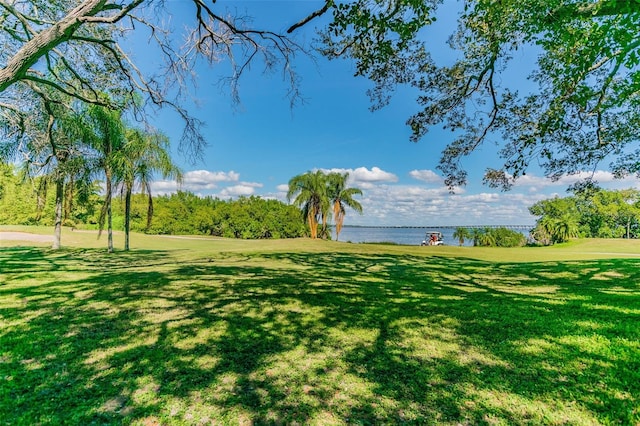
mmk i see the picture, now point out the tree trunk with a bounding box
[627,219,631,239]
[64,177,74,223]
[106,174,114,253]
[333,202,340,241]
[146,193,154,231]
[124,184,131,251]
[52,178,64,250]
[107,201,113,253]
[321,212,328,240]
[307,212,317,239]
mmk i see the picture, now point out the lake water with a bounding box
[337,226,533,246]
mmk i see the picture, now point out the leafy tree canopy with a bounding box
[321,0,640,189]
[529,188,640,242]
[2,0,640,190]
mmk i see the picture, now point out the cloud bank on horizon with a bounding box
[150,166,640,227]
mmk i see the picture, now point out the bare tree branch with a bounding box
[287,1,332,34]
[0,0,321,165]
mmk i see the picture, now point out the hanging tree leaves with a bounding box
[2,0,640,190]
[318,0,640,189]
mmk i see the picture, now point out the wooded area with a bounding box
[529,187,640,243]
[0,162,306,240]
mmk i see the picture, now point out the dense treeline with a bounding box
[530,188,640,244]
[5,161,640,245]
[0,164,307,239]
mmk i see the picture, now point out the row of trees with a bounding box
[130,192,306,239]
[0,163,331,241]
[450,188,640,247]
[287,170,363,240]
[1,95,181,252]
[529,188,640,244]
[2,2,639,252]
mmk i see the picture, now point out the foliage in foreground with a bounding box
[0,244,638,425]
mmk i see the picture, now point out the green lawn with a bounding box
[1,229,639,425]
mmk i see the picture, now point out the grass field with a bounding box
[1,227,639,425]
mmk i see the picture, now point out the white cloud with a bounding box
[409,169,443,184]
[220,182,263,197]
[149,180,179,194]
[514,170,640,191]
[344,183,541,227]
[182,170,240,191]
[150,169,263,198]
[464,193,500,203]
[323,166,398,185]
[352,166,398,183]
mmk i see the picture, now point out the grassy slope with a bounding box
[1,228,639,425]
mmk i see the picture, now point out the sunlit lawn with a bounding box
[1,228,639,424]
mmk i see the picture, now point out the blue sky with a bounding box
[131,1,640,227]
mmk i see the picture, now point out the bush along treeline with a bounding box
[452,226,527,247]
[529,188,640,245]
[125,192,307,239]
[0,163,100,226]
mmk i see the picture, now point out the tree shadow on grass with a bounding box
[0,248,638,424]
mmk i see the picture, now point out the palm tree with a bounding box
[476,228,497,247]
[77,104,126,253]
[19,97,93,250]
[115,127,182,250]
[533,216,554,245]
[452,227,471,246]
[552,214,579,243]
[287,170,329,239]
[470,227,483,246]
[327,172,362,241]
[49,155,93,249]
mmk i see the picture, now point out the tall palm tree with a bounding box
[115,127,182,250]
[470,228,483,246]
[48,154,93,249]
[287,170,329,239]
[452,227,471,246]
[327,172,362,241]
[19,96,94,250]
[77,104,126,253]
